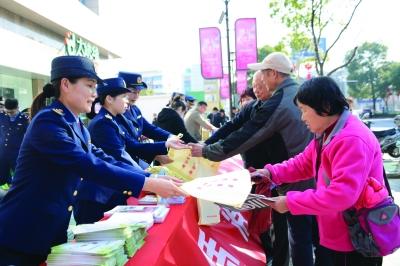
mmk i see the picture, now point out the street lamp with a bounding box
[219,0,233,117]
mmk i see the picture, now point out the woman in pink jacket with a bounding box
[251,76,384,266]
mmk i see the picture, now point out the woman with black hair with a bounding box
[75,77,188,224]
[155,96,198,143]
[0,56,186,264]
[251,76,384,266]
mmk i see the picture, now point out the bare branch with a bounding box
[327,46,358,76]
[311,0,322,74]
[324,0,363,62]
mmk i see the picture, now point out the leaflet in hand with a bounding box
[217,193,276,212]
[181,169,252,208]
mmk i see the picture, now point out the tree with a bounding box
[346,42,388,111]
[378,62,400,94]
[257,42,288,62]
[269,0,362,76]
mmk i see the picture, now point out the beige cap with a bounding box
[248,52,293,74]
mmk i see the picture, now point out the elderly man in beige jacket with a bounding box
[184,101,217,141]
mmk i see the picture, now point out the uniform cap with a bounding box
[118,71,148,90]
[96,77,130,96]
[51,55,102,83]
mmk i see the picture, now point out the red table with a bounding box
[125,196,266,266]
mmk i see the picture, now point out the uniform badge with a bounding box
[105,114,113,120]
[52,108,64,116]
[137,76,142,84]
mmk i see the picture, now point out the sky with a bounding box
[98,0,400,85]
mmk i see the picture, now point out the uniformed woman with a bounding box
[75,77,188,224]
[0,56,186,265]
[118,71,178,167]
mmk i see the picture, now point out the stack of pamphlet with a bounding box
[104,205,170,223]
[73,221,147,258]
[47,240,127,266]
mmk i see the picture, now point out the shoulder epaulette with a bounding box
[52,108,64,116]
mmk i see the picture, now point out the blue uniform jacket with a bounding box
[118,107,169,163]
[0,111,29,157]
[124,104,170,140]
[77,107,150,205]
[0,100,146,256]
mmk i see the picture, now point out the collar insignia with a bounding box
[52,108,64,116]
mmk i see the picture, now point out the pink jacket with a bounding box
[265,111,384,252]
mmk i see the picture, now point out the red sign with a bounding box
[236,70,247,95]
[235,18,258,70]
[199,27,223,79]
[220,74,230,99]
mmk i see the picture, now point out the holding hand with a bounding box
[165,138,190,149]
[188,143,205,157]
[249,168,272,184]
[159,175,184,186]
[143,177,187,198]
[154,155,173,165]
[266,196,289,214]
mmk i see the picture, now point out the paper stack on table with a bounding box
[104,205,170,223]
[181,169,252,208]
[73,221,147,258]
[47,240,127,266]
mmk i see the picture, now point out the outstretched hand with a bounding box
[188,143,204,157]
[166,138,190,149]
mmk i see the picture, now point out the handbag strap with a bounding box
[383,168,393,199]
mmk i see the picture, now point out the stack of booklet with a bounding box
[73,221,147,258]
[47,240,127,266]
[104,205,170,223]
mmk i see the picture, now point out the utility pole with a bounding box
[224,0,233,117]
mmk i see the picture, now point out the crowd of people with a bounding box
[0,52,390,266]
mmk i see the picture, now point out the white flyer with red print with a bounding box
[181,169,252,208]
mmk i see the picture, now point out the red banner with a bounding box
[235,18,258,70]
[220,74,230,99]
[236,70,247,95]
[126,156,267,265]
[199,27,223,79]
[126,197,266,266]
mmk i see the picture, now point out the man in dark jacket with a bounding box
[191,52,323,266]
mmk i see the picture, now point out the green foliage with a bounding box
[377,62,400,94]
[269,0,312,54]
[257,42,288,62]
[268,0,362,76]
[346,42,390,110]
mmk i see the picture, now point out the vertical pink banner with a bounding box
[199,27,223,79]
[235,18,258,70]
[236,70,247,95]
[220,74,230,99]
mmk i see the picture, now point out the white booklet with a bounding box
[104,205,170,223]
[181,169,252,208]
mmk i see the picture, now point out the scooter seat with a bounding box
[372,128,396,138]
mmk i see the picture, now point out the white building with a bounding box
[0,0,121,109]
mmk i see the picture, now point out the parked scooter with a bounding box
[369,115,400,158]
